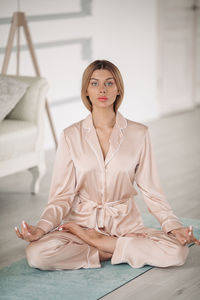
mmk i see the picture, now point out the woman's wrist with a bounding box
[36,227,46,236]
[169,227,183,234]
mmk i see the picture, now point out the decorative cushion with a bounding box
[6,76,48,123]
[0,75,29,122]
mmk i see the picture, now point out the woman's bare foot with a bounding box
[58,222,117,254]
[98,250,112,261]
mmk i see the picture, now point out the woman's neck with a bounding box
[91,109,116,130]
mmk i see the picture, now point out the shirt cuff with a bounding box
[36,219,55,234]
[161,219,184,234]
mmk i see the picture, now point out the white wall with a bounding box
[0,0,159,149]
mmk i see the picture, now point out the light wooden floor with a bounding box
[0,107,200,300]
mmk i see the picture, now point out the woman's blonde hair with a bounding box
[81,60,124,113]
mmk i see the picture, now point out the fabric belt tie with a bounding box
[77,193,132,228]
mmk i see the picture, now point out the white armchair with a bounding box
[0,74,49,194]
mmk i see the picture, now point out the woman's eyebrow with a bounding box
[90,77,114,81]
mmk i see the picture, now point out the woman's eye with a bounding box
[105,82,113,86]
[91,82,98,86]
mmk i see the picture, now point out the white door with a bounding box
[157,0,200,116]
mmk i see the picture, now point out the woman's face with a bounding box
[86,69,119,110]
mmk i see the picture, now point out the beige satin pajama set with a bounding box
[26,110,189,270]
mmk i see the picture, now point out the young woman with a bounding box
[15,60,200,270]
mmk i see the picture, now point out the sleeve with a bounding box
[36,130,76,234]
[135,127,183,234]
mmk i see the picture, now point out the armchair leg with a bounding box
[29,160,46,195]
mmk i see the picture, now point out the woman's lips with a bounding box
[98,97,108,102]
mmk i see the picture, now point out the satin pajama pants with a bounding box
[25,227,189,270]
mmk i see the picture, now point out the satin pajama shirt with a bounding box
[26,110,189,270]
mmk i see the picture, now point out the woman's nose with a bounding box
[99,83,106,93]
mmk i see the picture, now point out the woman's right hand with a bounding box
[15,221,45,242]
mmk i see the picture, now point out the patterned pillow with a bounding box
[0,75,29,122]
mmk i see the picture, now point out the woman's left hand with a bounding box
[169,225,200,246]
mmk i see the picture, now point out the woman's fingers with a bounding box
[188,226,200,245]
[188,225,194,243]
[15,221,42,242]
[171,226,200,246]
[171,230,189,246]
[58,222,75,232]
[15,226,23,239]
[21,221,26,236]
[58,225,63,231]
[25,222,35,234]
[22,220,28,233]
[179,226,200,245]
[188,225,192,236]
[22,221,34,241]
[15,221,31,241]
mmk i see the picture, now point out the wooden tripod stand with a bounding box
[1,12,58,148]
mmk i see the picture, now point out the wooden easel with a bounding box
[1,12,58,148]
